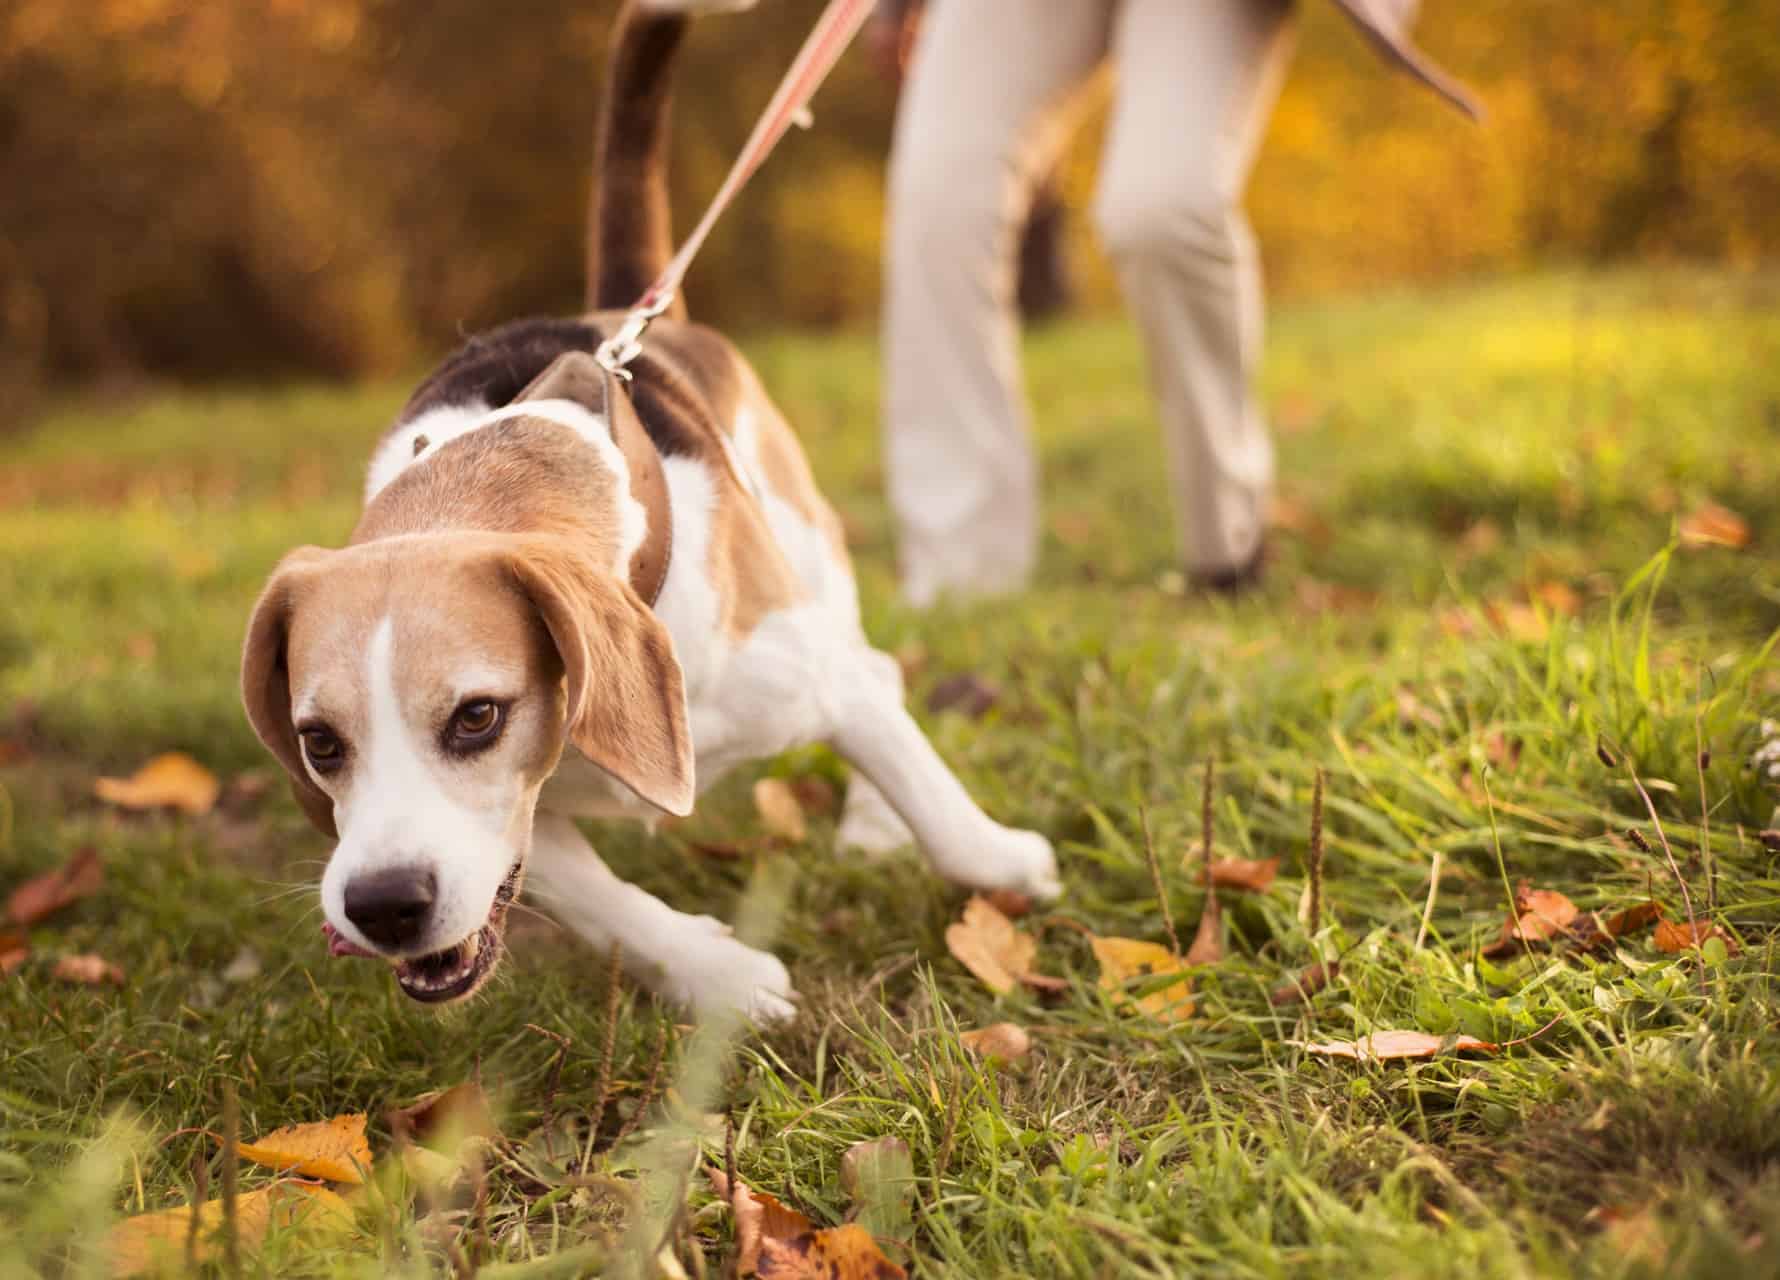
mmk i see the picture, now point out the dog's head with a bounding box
[241,531,692,1003]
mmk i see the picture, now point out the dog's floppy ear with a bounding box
[506,537,695,816]
[241,547,339,838]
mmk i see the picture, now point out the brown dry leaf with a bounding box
[0,930,27,975]
[1090,936,1194,1023]
[1653,917,1740,957]
[1269,960,1340,1007]
[1294,578,1380,617]
[758,1223,907,1279]
[53,952,124,985]
[752,779,807,842]
[1678,501,1750,550]
[982,888,1034,919]
[789,775,838,819]
[1185,892,1223,966]
[959,1022,1031,1062]
[1436,606,1479,639]
[709,1169,817,1278]
[1568,901,1664,951]
[105,1181,351,1276]
[1204,857,1279,894]
[926,673,1000,719]
[236,1113,372,1184]
[388,1082,497,1148]
[0,737,28,767]
[1300,1031,1498,1061]
[94,752,220,816]
[7,845,103,927]
[1482,881,1580,956]
[944,896,1059,995]
[1455,519,1502,563]
[1268,494,1330,542]
[1531,580,1581,616]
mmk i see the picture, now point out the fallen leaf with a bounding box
[1269,960,1340,1006]
[752,779,807,842]
[0,737,28,767]
[236,1113,372,1184]
[1653,917,1740,957]
[926,673,1000,719]
[1268,494,1329,542]
[944,896,1060,995]
[1568,901,1663,951]
[1090,937,1194,1023]
[94,752,220,816]
[1299,1031,1497,1061]
[1185,892,1223,966]
[709,1170,817,1278]
[1198,857,1279,893]
[958,1022,1031,1062]
[1678,501,1750,550]
[758,1223,906,1279]
[1531,580,1581,616]
[789,775,838,818]
[105,1181,351,1276]
[1485,600,1549,644]
[1455,519,1502,562]
[1436,606,1479,639]
[53,952,124,985]
[7,845,103,926]
[388,1082,498,1148]
[1589,1204,1667,1266]
[840,1137,915,1248]
[982,889,1034,919]
[1482,881,1579,956]
[1293,578,1380,617]
[0,930,27,975]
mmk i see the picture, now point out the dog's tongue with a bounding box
[322,922,377,959]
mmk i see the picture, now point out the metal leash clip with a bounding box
[594,288,677,380]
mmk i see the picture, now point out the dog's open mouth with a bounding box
[324,860,523,1005]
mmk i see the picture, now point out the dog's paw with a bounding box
[835,778,915,859]
[653,915,798,1026]
[969,826,1062,902]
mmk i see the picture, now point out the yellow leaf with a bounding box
[944,896,1059,995]
[106,1181,350,1276]
[752,778,807,842]
[94,753,219,816]
[236,1113,371,1184]
[1090,936,1194,1022]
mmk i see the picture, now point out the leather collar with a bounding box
[514,351,673,607]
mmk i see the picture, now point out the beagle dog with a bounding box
[240,0,1059,1022]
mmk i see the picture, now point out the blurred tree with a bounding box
[1,0,1776,398]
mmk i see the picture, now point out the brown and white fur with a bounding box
[240,0,1059,1023]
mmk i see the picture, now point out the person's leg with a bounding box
[883,0,1110,606]
[1092,0,1296,580]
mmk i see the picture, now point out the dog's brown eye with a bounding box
[447,700,504,751]
[299,727,345,774]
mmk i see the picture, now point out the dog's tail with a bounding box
[589,2,688,317]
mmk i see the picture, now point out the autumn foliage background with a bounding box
[2,0,1777,402]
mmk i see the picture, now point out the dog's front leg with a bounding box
[825,653,1061,900]
[525,813,797,1024]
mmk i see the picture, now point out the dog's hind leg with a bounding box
[525,813,796,1024]
[824,652,1061,900]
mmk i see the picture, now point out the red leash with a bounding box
[597,0,876,373]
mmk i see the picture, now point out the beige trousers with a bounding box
[883,0,1297,605]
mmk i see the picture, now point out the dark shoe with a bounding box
[1188,539,1268,597]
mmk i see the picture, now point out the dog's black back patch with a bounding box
[397,315,731,464]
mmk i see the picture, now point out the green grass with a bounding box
[2,267,1779,1277]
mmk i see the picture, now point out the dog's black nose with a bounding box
[343,867,436,950]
